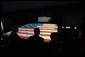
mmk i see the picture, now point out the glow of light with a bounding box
[1,38,3,40]
[62,26,64,28]
[74,27,77,29]
[1,21,4,30]
[66,26,71,29]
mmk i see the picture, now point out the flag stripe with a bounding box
[19,30,57,33]
[18,32,51,35]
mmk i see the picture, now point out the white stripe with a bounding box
[40,28,57,29]
[37,26,41,27]
[40,30,57,32]
[5,31,12,34]
[18,33,28,36]
[18,30,57,32]
[40,36,51,39]
[18,31,34,33]
[18,31,51,35]
[40,33,51,35]
[19,29,34,30]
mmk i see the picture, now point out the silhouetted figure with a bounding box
[73,29,83,56]
[60,28,83,56]
[1,27,3,35]
[49,32,60,56]
[28,28,44,56]
[60,29,74,56]
[10,27,19,39]
[9,27,21,56]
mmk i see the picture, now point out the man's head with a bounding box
[34,28,40,35]
[12,27,18,33]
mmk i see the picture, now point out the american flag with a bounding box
[3,23,58,42]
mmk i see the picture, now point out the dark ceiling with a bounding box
[1,1,82,13]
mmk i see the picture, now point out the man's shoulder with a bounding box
[29,36,34,39]
[39,37,44,40]
[28,35,44,40]
[10,32,17,35]
[29,36,33,38]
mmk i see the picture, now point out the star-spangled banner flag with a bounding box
[3,23,58,42]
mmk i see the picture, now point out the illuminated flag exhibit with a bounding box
[3,23,58,42]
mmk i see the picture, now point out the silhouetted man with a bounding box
[9,27,21,56]
[10,27,19,39]
[28,28,44,56]
[49,33,59,56]
[28,28,44,43]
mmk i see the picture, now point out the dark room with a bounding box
[1,1,84,56]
